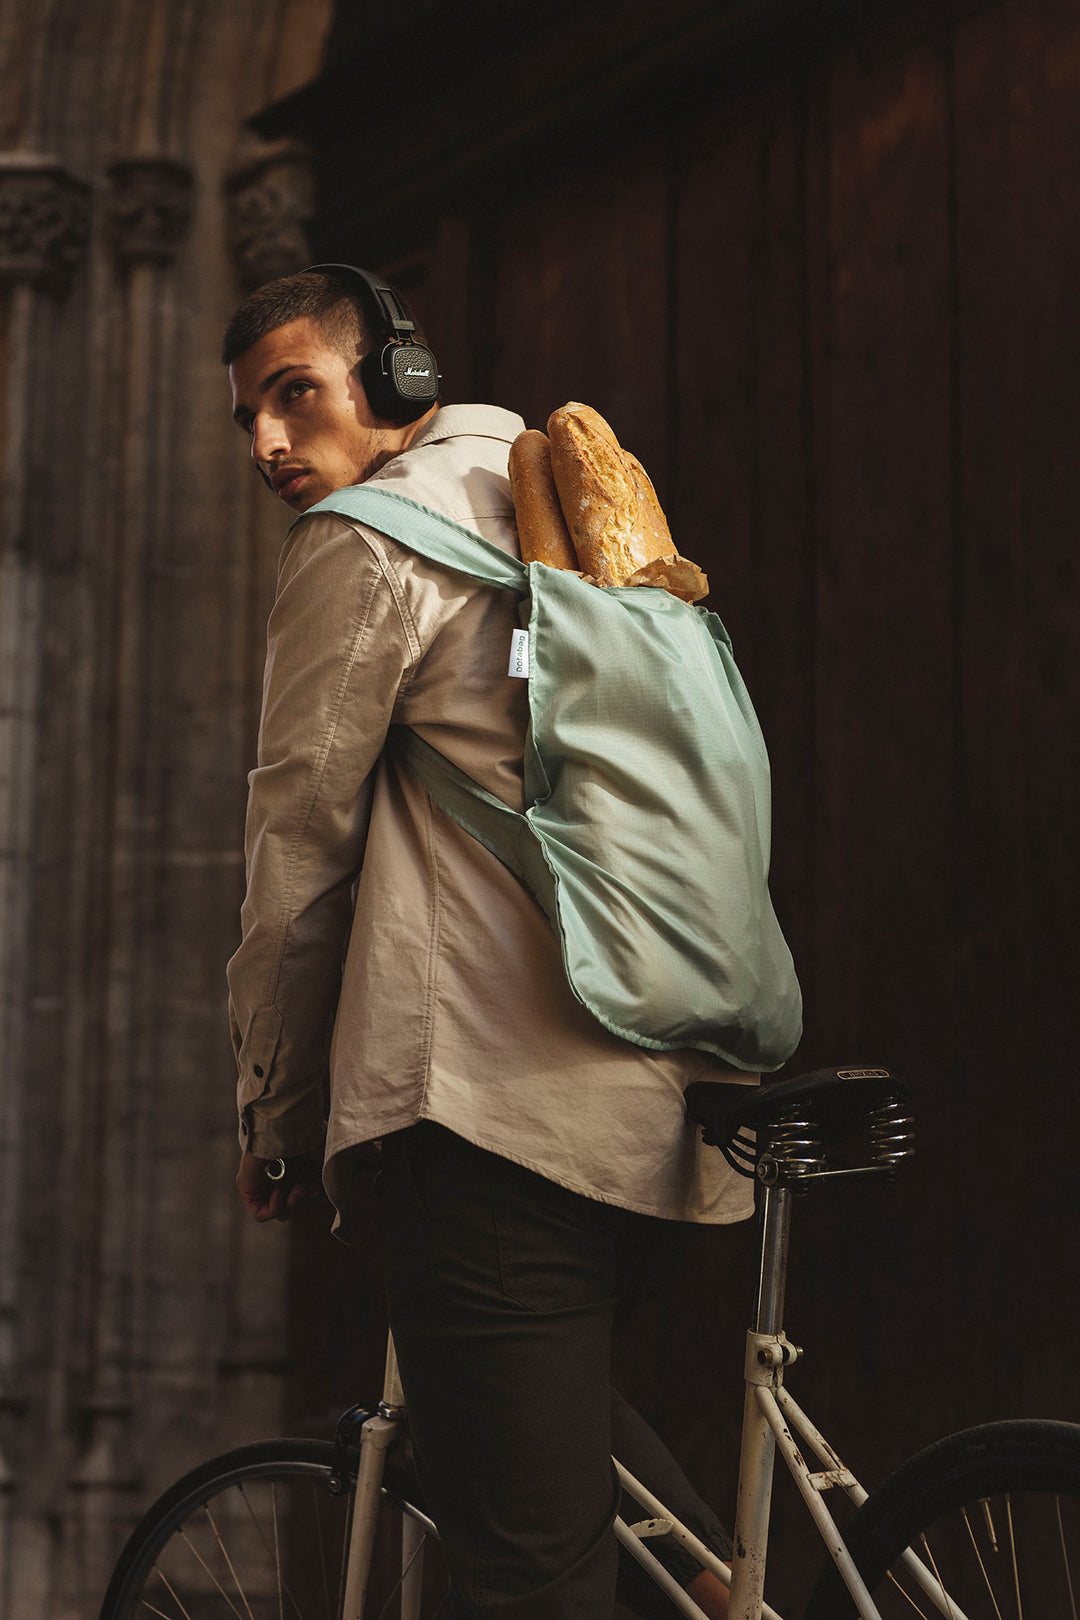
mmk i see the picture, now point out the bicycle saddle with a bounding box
[684,1066,914,1184]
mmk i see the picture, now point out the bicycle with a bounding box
[98,1065,1080,1619]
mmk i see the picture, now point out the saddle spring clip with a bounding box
[867,1097,915,1173]
[759,1106,826,1185]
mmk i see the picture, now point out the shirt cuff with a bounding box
[239,1092,327,1160]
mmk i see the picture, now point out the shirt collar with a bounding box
[406,403,526,450]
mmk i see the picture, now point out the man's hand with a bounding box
[236,1151,323,1223]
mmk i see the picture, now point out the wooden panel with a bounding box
[377,213,497,412]
[774,39,962,1565]
[669,87,816,1023]
[633,39,964,1602]
[807,33,956,1082]
[603,94,824,1547]
[424,214,483,406]
[952,0,1080,1408]
[488,147,670,478]
[280,8,1080,1606]
[280,0,928,262]
[651,27,964,1611]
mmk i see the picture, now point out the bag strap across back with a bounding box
[298,485,529,594]
[387,726,559,933]
[298,484,559,915]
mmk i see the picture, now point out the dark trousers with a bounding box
[378,1122,729,1619]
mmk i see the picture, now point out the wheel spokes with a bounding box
[310,1477,333,1620]
[916,1529,962,1620]
[272,1482,284,1620]
[203,1498,259,1620]
[881,1488,1079,1620]
[959,1504,1004,1620]
[149,1565,197,1620]
[110,1447,450,1620]
[1058,1494,1078,1620]
[233,1479,318,1619]
[371,1524,429,1620]
[884,1566,932,1618]
[137,1586,188,1620]
[139,1475,351,1618]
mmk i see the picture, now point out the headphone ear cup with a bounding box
[360,342,440,422]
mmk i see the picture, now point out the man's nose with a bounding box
[251,413,289,467]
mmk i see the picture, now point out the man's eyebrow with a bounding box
[232,363,300,425]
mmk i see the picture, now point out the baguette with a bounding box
[622,450,708,598]
[547,403,708,601]
[508,430,578,570]
[547,403,652,587]
[505,401,710,602]
[622,450,674,560]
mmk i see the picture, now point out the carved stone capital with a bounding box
[107,157,194,265]
[225,138,315,289]
[0,154,91,287]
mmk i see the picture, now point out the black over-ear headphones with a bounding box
[306,262,441,423]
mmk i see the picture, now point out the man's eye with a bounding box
[284,381,312,402]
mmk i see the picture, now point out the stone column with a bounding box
[106,158,195,265]
[58,153,198,1609]
[0,151,91,1613]
[0,5,334,1612]
[225,136,316,288]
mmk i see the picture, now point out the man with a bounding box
[224,267,752,1617]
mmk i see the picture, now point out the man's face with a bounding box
[229,317,400,513]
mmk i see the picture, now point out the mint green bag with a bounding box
[304,486,802,1071]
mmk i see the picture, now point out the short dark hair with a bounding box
[221,270,395,367]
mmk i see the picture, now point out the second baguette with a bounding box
[508,430,578,571]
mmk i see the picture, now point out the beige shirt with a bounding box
[227,404,756,1239]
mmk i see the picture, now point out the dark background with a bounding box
[255,0,1079,1611]
[5,0,1073,1611]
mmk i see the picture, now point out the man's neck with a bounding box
[356,404,439,485]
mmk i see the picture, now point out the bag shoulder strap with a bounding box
[298,485,528,594]
[386,725,558,929]
[298,487,538,880]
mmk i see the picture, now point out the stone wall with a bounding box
[0,2,331,1612]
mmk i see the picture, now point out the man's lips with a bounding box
[269,467,309,499]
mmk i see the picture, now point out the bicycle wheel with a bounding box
[805,1419,1080,1619]
[98,1436,450,1619]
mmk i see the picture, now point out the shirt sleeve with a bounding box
[226,512,421,1158]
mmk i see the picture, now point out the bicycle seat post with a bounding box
[755,1184,792,1336]
[684,1066,915,1619]
[729,1183,796,1620]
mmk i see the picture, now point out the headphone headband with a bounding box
[307,262,415,339]
[303,261,441,423]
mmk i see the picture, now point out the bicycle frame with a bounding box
[338,1184,965,1620]
[722,1183,970,1620]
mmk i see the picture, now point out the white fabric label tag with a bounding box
[508,628,530,679]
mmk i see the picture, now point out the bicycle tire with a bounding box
[98,1436,450,1619]
[804,1418,1080,1619]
